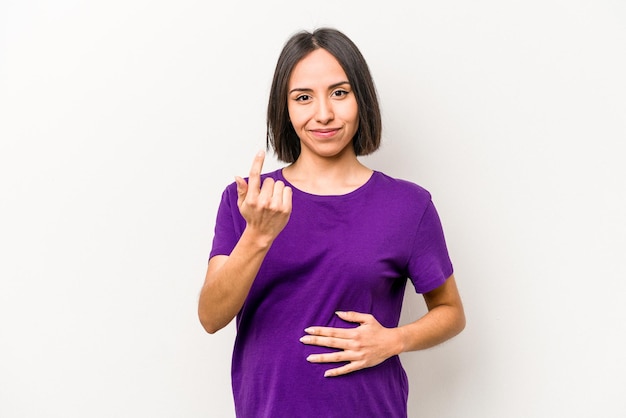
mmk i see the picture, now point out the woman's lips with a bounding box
[310,128,340,139]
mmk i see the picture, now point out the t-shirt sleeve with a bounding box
[407,200,454,293]
[209,184,242,259]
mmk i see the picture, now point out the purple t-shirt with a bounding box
[210,169,453,418]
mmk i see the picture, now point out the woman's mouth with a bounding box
[310,128,340,139]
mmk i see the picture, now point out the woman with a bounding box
[198,28,465,418]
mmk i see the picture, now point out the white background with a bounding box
[1,1,625,417]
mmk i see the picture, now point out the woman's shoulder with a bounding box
[372,171,433,201]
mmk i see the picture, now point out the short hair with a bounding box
[266,28,382,163]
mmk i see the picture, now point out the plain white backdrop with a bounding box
[1,1,625,417]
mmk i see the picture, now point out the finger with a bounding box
[306,350,355,364]
[300,335,354,350]
[324,363,361,378]
[259,177,276,202]
[282,185,293,210]
[235,176,248,207]
[335,311,372,324]
[270,180,285,208]
[247,150,265,194]
[303,326,354,339]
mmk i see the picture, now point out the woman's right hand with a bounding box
[235,150,292,245]
[199,151,292,333]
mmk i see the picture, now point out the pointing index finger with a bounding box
[247,150,265,193]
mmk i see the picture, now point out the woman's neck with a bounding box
[282,153,373,196]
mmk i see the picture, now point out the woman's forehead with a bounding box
[288,49,348,89]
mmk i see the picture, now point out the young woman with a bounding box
[198,28,465,418]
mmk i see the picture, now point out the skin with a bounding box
[198,48,466,377]
[197,150,292,334]
[283,48,373,194]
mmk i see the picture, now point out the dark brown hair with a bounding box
[266,28,382,163]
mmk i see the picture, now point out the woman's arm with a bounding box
[300,275,465,377]
[398,274,466,351]
[198,233,273,334]
[198,151,292,334]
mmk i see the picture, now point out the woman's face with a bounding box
[287,48,359,161]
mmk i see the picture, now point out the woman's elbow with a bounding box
[453,306,466,336]
[198,308,224,335]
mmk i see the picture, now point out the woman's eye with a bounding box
[333,89,349,98]
[295,94,311,102]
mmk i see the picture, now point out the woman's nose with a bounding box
[315,98,334,124]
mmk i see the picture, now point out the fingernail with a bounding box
[299,336,309,343]
[257,149,265,157]
[304,327,313,333]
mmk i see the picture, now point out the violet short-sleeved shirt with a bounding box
[210,169,453,418]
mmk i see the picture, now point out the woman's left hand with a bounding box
[299,311,404,377]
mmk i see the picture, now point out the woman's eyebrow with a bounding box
[289,81,350,95]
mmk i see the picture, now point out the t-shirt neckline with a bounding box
[276,168,379,201]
